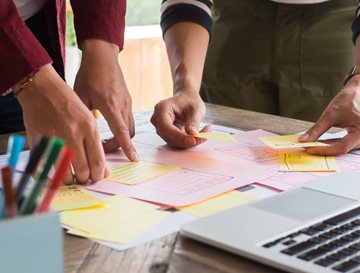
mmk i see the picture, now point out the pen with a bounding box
[1,166,17,218]
[7,134,25,171]
[36,147,75,213]
[20,138,64,215]
[16,136,49,205]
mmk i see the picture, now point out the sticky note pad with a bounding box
[259,134,328,149]
[60,195,160,233]
[279,152,337,172]
[180,191,257,218]
[50,185,105,212]
[195,132,238,143]
[67,210,169,244]
[107,161,179,185]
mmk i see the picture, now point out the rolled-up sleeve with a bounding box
[0,0,51,94]
[161,0,213,36]
[70,0,126,51]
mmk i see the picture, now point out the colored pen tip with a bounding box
[26,136,49,173]
[7,134,25,152]
[1,166,12,182]
[7,134,25,170]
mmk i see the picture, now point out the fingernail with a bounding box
[299,133,309,141]
[132,151,139,162]
[104,168,110,178]
[185,136,196,146]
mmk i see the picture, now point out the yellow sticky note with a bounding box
[67,210,169,244]
[60,195,160,233]
[107,161,179,185]
[50,185,105,212]
[180,191,257,218]
[259,134,328,149]
[195,132,238,143]
[279,152,337,172]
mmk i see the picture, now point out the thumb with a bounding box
[185,111,203,135]
[299,117,331,142]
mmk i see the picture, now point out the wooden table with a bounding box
[0,103,319,273]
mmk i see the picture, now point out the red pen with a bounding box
[1,166,17,218]
[36,147,75,213]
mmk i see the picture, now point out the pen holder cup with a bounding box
[0,212,63,273]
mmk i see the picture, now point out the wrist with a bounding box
[345,74,360,88]
[16,64,61,103]
[174,88,199,97]
[11,70,39,96]
[81,39,119,60]
[173,77,200,96]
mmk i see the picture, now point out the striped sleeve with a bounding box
[160,0,212,35]
[352,0,360,43]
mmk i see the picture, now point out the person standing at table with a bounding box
[0,0,209,183]
[0,0,137,184]
[152,0,360,155]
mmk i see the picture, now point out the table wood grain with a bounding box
[0,103,321,273]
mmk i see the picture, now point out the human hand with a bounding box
[16,64,106,184]
[299,75,360,155]
[74,39,137,161]
[151,90,209,148]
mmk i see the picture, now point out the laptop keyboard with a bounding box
[262,206,360,272]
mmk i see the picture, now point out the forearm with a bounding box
[164,22,209,95]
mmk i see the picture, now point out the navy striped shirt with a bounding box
[161,0,212,35]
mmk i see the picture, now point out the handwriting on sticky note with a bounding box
[107,161,179,185]
[279,152,337,172]
[50,185,105,211]
[180,190,257,217]
[259,134,328,149]
[195,132,238,143]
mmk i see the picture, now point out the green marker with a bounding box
[20,138,64,215]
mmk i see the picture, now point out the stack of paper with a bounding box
[259,134,337,172]
[61,195,169,244]
[50,185,105,211]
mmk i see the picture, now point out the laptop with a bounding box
[181,172,360,273]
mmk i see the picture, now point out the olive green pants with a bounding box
[201,0,356,121]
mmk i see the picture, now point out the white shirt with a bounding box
[271,0,329,3]
[14,0,47,21]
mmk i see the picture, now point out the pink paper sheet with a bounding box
[86,145,273,207]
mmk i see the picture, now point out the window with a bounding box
[126,0,161,27]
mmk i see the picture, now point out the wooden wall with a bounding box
[120,37,173,112]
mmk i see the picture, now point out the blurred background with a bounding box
[66,0,172,112]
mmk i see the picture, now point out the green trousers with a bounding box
[200,0,356,121]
